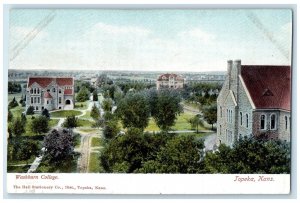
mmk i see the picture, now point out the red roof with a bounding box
[241,65,291,111]
[157,73,184,81]
[44,92,52,98]
[28,77,73,88]
[64,89,73,95]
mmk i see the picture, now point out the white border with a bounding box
[1,0,298,202]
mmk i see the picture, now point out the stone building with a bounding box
[217,60,291,146]
[156,73,184,90]
[26,77,75,112]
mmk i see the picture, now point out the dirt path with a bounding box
[77,134,91,173]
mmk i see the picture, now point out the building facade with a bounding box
[156,73,184,90]
[217,60,291,146]
[26,77,75,112]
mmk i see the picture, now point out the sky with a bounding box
[9,9,292,72]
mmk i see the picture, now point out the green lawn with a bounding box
[78,128,100,134]
[91,137,102,147]
[10,105,25,117]
[73,133,81,148]
[81,111,91,119]
[7,165,31,173]
[78,119,94,127]
[74,101,88,110]
[88,152,101,173]
[51,110,82,118]
[49,119,59,128]
[183,101,200,110]
[145,112,204,132]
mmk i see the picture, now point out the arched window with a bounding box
[30,89,33,94]
[285,116,288,130]
[34,97,36,103]
[37,88,40,94]
[246,114,249,128]
[53,88,56,92]
[240,112,243,126]
[34,88,36,94]
[260,115,266,130]
[270,114,276,130]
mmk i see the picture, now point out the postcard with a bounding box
[5,7,292,194]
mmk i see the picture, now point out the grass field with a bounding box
[10,105,25,117]
[51,110,82,118]
[77,128,100,134]
[81,111,91,119]
[8,93,23,103]
[78,119,94,127]
[74,101,88,110]
[88,152,101,173]
[145,112,205,132]
[49,119,59,128]
[91,137,102,147]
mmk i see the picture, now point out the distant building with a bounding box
[156,73,184,90]
[217,60,291,146]
[26,77,75,112]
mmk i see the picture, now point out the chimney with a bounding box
[227,60,233,89]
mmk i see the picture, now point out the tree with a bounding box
[151,89,183,131]
[8,97,19,108]
[26,106,35,115]
[31,115,49,135]
[43,129,74,163]
[11,117,25,137]
[92,118,105,128]
[8,82,21,94]
[92,90,98,101]
[203,137,290,174]
[90,104,100,120]
[157,135,205,173]
[63,115,78,129]
[103,120,120,139]
[41,108,50,119]
[116,92,150,130]
[189,114,204,133]
[202,103,217,130]
[21,113,27,125]
[102,98,113,112]
[76,86,90,102]
[8,109,13,122]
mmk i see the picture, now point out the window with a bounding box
[38,97,40,103]
[220,125,222,135]
[34,88,36,94]
[59,97,62,104]
[34,97,36,103]
[285,116,288,130]
[220,106,222,118]
[36,106,38,110]
[246,114,249,128]
[260,115,266,130]
[30,89,33,94]
[52,88,56,92]
[47,89,50,92]
[47,100,49,104]
[59,89,62,93]
[240,112,243,126]
[31,97,33,104]
[270,114,276,130]
[37,88,40,94]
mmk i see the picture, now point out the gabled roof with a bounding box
[157,73,184,81]
[28,77,73,88]
[241,65,291,111]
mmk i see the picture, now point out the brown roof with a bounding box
[44,92,52,98]
[241,65,291,111]
[157,73,184,81]
[64,89,73,95]
[28,77,73,88]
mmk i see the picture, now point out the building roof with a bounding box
[44,92,53,99]
[64,89,73,95]
[157,73,184,81]
[241,65,291,111]
[28,77,73,88]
